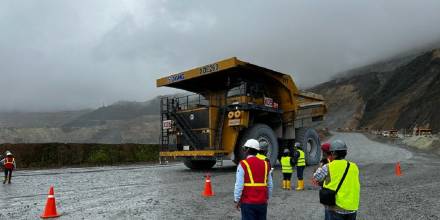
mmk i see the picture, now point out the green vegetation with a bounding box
[0,143,160,168]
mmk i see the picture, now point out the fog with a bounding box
[1,0,440,112]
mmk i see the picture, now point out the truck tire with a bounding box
[183,159,216,170]
[234,123,279,166]
[295,128,321,165]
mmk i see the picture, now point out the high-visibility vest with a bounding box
[240,156,270,204]
[281,156,293,173]
[323,159,360,211]
[296,149,306,166]
[256,153,267,161]
[4,157,15,169]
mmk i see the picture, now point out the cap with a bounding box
[294,142,301,148]
[283,148,290,154]
[330,140,347,151]
[243,139,261,151]
[321,142,331,152]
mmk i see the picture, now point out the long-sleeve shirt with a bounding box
[0,157,16,169]
[234,155,273,202]
[313,164,329,183]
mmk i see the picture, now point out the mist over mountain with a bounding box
[312,48,440,133]
[1,46,440,144]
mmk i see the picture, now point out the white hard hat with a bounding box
[6,151,12,156]
[243,139,261,151]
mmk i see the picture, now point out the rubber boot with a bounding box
[296,180,304,191]
[282,180,286,190]
[287,180,291,190]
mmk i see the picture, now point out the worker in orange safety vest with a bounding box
[1,151,16,184]
[234,139,273,220]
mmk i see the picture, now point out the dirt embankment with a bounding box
[0,143,160,169]
[364,132,440,156]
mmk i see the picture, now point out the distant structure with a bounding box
[413,127,432,136]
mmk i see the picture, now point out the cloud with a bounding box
[1,0,440,111]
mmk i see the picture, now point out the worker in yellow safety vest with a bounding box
[280,148,295,190]
[293,142,306,190]
[256,140,270,162]
[313,139,360,220]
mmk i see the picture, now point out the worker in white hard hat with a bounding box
[234,139,273,220]
[313,139,360,220]
[280,148,295,190]
[1,151,16,184]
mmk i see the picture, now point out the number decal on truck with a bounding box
[199,63,219,75]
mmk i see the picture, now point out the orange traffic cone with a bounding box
[395,162,402,176]
[41,186,61,218]
[202,174,214,197]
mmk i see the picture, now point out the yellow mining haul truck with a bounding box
[157,57,327,169]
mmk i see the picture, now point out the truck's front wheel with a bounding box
[183,159,216,170]
[234,123,279,166]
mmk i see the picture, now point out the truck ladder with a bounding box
[214,107,226,149]
[169,111,201,149]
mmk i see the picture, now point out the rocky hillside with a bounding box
[0,98,161,144]
[312,49,440,133]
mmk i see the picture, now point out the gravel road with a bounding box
[1,132,439,219]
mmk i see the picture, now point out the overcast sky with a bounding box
[1,1,440,112]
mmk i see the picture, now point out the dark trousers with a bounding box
[296,166,305,180]
[241,203,267,220]
[4,168,12,182]
[328,210,357,220]
[282,173,292,181]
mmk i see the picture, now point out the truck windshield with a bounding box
[227,83,246,97]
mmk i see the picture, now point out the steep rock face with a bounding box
[311,70,384,129]
[312,49,440,133]
[361,49,440,131]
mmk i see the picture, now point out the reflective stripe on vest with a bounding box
[281,156,293,173]
[4,158,14,169]
[323,160,360,211]
[256,153,267,161]
[297,150,306,166]
[242,159,268,187]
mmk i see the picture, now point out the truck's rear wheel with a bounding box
[183,159,216,170]
[234,123,279,166]
[295,128,321,165]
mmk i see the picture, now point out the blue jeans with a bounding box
[297,166,305,180]
[325,208,331,220]
[328,210,357,220]
[241,203,267,220]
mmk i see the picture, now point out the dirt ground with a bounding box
[1,132,440,219]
